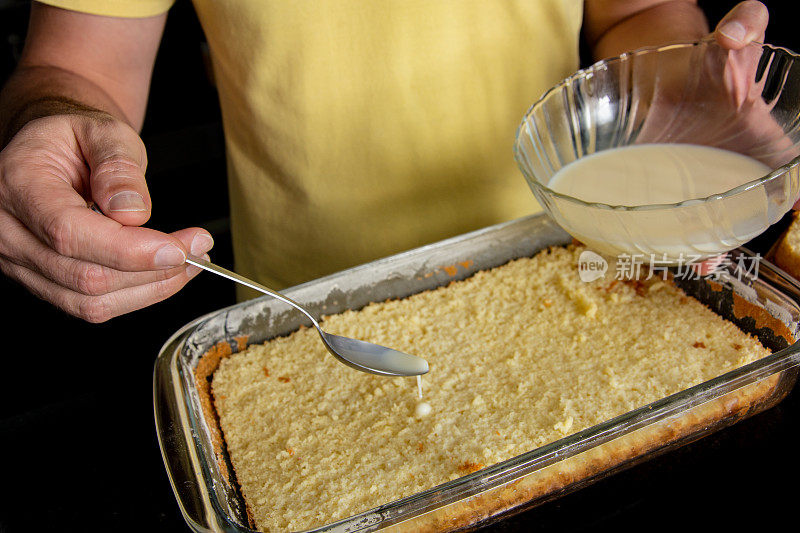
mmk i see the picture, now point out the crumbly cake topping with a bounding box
[774,213,800,279]
[211,245,768,531]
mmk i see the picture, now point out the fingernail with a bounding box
[108,191,146,212]
[719,21,747,43]
[191,233,214,256]
[155,243,186,268]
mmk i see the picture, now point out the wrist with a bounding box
[2,95,111,148]
[589,2,708,61]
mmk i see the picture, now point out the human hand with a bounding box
[635,2,780,153]
[696,1,763,273]
[0,113,214,322]
[713,1,768,51]
[713,1,800,213]
[636,2,787,271]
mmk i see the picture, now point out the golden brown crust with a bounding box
[706,277,795,345]
[194,336,255,527]
[195,340,233,478]
[733,294,795,344]
[193,259,789,533]
[772,211,800,279]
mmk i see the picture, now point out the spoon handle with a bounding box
[185,254,319,326]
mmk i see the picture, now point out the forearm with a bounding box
[0,64,132,148]
[586,0,709,61]
[0,2,167,147]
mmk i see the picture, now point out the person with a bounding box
[0,1,769,322]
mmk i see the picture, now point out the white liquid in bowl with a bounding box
[547,144,772,260]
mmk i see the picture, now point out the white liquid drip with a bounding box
[414,376,431,417]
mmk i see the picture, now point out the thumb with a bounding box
[714,1,768,50]
[74,116,152,227]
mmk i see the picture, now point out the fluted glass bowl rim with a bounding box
[513,39,800,212]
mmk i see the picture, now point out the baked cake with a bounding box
[209,245,772,531]
[774,212,800,279]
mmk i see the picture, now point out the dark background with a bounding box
[0,1,798,532]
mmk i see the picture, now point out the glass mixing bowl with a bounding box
[514,39,800,262]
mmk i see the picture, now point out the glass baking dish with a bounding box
[154,213,800,533]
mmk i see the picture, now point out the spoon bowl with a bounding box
[322,333,430,376]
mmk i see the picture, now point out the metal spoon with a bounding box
[84,203,426,376]
[185,254,429,377]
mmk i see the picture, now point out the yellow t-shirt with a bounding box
[39,0,583,298]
